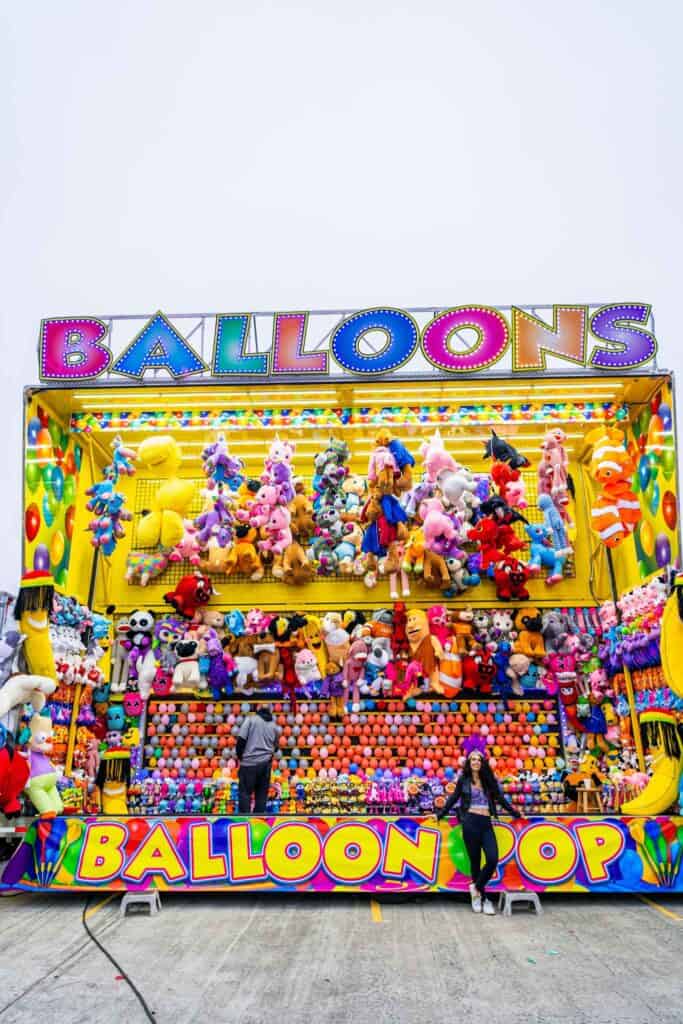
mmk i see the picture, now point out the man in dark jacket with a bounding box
[236,706,279,814]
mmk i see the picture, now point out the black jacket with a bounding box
[437,773,519,820]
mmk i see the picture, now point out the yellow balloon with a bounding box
[640,519,655,557]
[50,529,65,565]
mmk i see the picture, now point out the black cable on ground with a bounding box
[81,897,156,1022]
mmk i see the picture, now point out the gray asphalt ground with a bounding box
[1,889,682,1024]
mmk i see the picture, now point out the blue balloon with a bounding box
[619,848,644,887]
[74,445,83,471]
[638,454,651,493]
[659,403,673,430]
[51,465,64,502]
[650,481,661,516]
[27,416,41,446]
[42,494,55,527]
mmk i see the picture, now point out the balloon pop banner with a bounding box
[3,815,683,893]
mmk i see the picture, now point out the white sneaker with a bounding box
[469,884,482,913]
[482,899,495,916]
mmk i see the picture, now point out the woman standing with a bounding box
[436,738,521,915]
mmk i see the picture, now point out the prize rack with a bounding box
[3,304,683,895]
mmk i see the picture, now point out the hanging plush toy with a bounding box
[125,549,169,585]
[136,435,195,549]
[585,426,641,548]
[482,430,529,470]
[538,428,569,509]
[0,725,30,817]
[524,521,566,585]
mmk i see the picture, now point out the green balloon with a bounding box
[63,475,76,504]
[44,491,58,516]
[47,418,62,448]
[248,820,270,854]
[42,465,53,489]
[661,447,676,480]
[447,825,472,875]
[639,409,651,437]
[638,559,651,578]
[54,566,68,587]
[632,472,641,495]
[25,462,41,493]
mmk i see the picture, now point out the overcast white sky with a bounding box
[1,1,681,591]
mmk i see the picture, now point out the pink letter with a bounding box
[422,306,509,372]
[39,318,111,380]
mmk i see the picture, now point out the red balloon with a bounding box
[54,446,64,466]
[64,451,76,475]
[25,503,40,542]
[663,491,678,532]
[65,505,75,540]
[37,404,49,428]
[638,434,647,454]
[651,392,662,414]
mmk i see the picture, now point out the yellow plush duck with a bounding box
[136,435,195,549]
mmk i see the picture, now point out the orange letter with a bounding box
[512,305,587,371]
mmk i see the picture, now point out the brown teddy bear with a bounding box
[224,525,264,580]
[289,481,316,541]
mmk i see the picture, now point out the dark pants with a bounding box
[238,760,272,814]
[462,812,499,900]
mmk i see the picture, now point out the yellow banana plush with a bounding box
[14,572,56,679]
[660,574,683,699]
[621,710,683,815]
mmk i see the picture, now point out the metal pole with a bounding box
[606,547,646,772]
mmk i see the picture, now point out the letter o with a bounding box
[322,823,383,884]
[422,306,509,371]
[331,308,418,374]
[262,823,322,883]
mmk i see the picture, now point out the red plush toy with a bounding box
[0,736,30,817]
[467,518,504,570]
[164,572,214,619]
[494,557,530,601]
[461,651,495,693]
[391,601,409,656]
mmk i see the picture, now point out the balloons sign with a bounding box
[51,465,64,502]
[663,491,678,532]
[25,503,40,543]
[33,544,50,573]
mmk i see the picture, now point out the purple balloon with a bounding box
[33,543,50,572]
[655,533,672,568]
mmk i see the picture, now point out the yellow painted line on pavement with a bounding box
[370,899,383,923]
[84,893,117,920]
[639,896,682,921]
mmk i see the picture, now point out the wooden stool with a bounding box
[498,890,543,916]
[576,786,604,813]
[120,890,162,918]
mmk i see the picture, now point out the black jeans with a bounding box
[462,812,499,900]
[238,760,272,814]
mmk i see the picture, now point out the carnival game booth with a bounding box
[2,303,683,895]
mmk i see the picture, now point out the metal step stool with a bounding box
[120,890,162,918]
[497,890,543,916]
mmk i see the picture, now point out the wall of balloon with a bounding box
[8,375,680,823]
[1,585,673,823]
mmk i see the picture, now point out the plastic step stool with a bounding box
[497,890,543,916]
[120,891,162,917]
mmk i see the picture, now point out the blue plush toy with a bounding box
[525,521,566,584]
